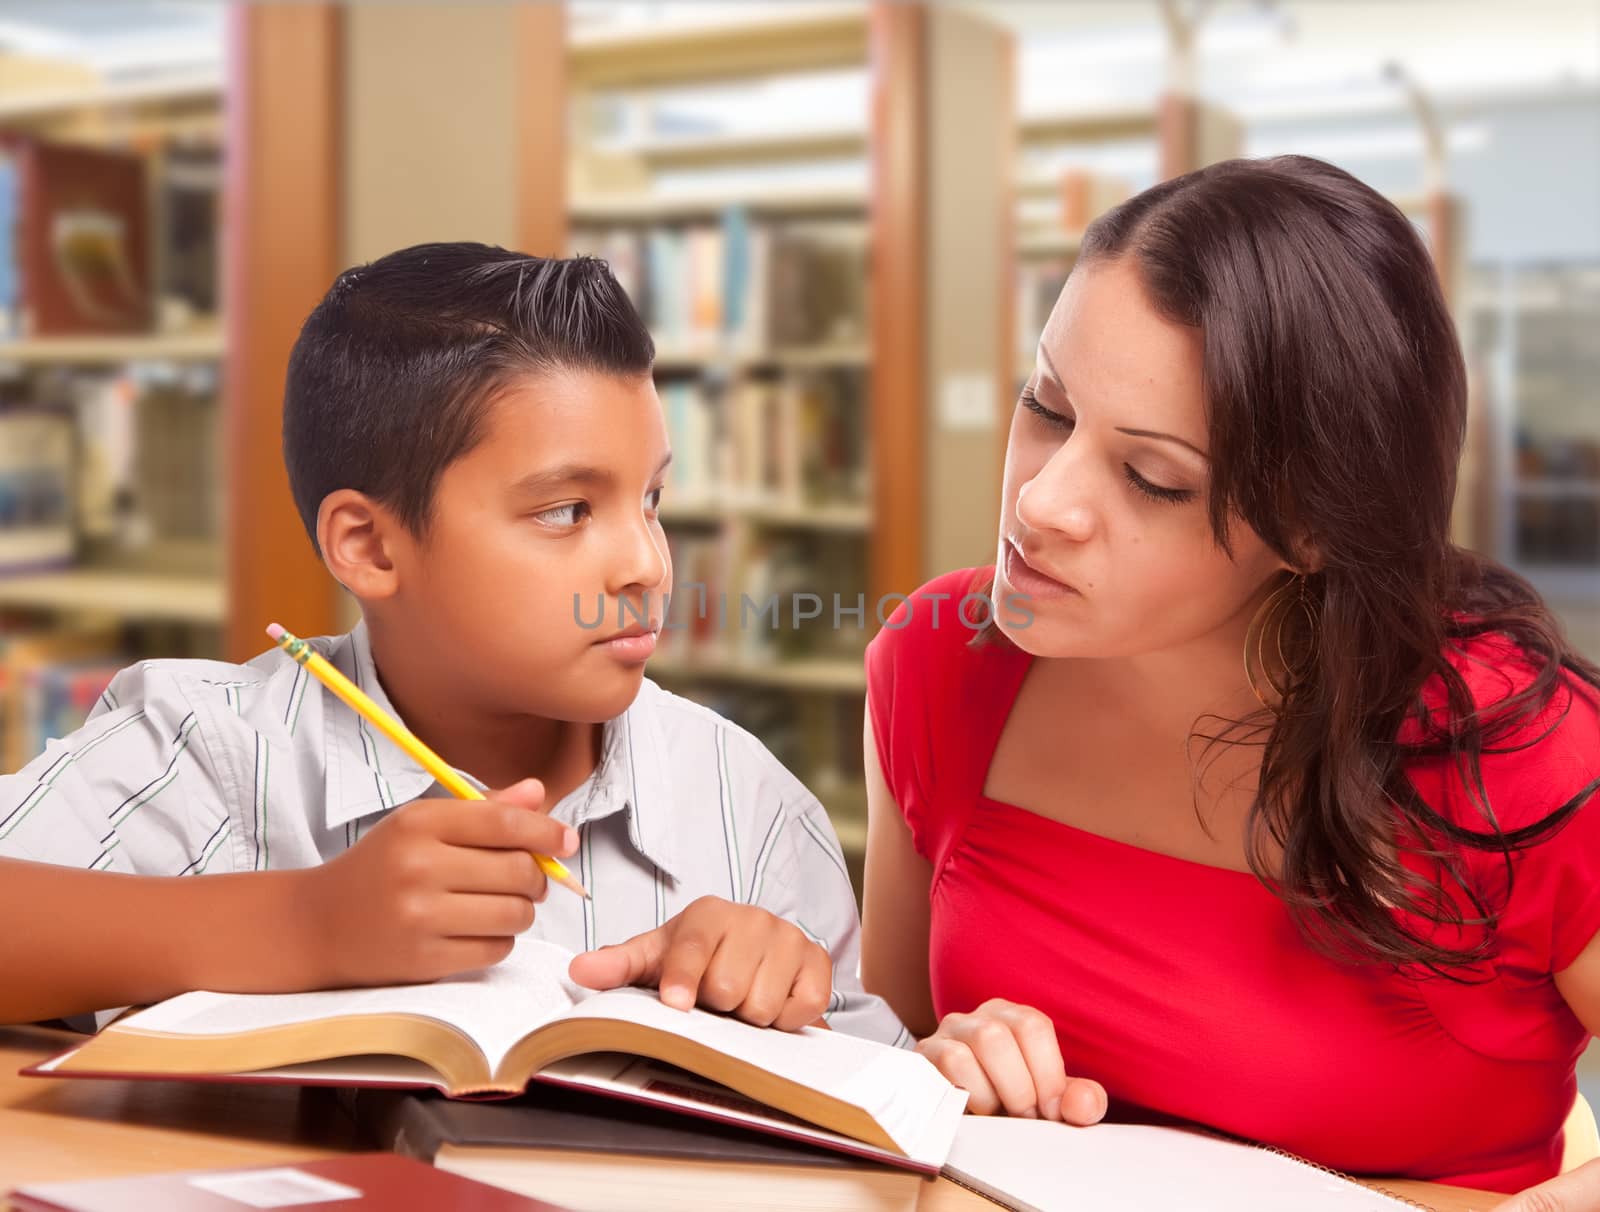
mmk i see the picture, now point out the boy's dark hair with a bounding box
[283,242,654,551]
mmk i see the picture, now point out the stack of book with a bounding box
[21,932,1425,1212]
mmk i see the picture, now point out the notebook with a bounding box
[942,1118,1422,1211]
[354,1083,926,1212]
[8,1153,567,1212]
[24,935,964,1173]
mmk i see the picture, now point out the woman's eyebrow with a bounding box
[1115,427,1210,462]
[1038,345,1209,462]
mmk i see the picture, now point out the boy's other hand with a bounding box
[568,896,832,1031]
[300,778,578,988]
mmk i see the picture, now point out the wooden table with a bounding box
[0,1025,1503,1211]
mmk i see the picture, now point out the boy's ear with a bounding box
[317,490,402,601]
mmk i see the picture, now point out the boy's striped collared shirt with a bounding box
[0,622,910,1046]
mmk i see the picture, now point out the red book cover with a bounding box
[8,1152,571,1212]
[1,135,150,335]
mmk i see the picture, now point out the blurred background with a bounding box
[0,0,1594,890]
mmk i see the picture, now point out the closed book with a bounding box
[355,1083,924,1212]
[9,1152,568,1212]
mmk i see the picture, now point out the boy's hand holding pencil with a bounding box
[266,623,587,988]
[295,780,580,988]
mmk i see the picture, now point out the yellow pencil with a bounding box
[265,623,589,900]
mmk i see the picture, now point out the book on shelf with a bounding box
[0,135,150,338]
[154,143,221,324]
[572,209,865,357]
[26,934,967,1175]
[132,373,222,546]
[657,380,716,503]
[70,372,139,546]
[354,1082,926,1212]
[0,409,74,574]
[766,221,865,348]
[0,367,219,595]
[659,370,867,511]
[720,204,768,354]
[0,625,120,774]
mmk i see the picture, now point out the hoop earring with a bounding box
[1244,573,1318,713]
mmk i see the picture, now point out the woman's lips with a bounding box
[1003,539,1080,600]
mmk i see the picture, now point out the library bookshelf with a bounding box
[0,7,340,772]
[557,3,1014,874]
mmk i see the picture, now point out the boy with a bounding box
[0,243,907,1047]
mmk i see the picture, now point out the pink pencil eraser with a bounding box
[265,623,286,641]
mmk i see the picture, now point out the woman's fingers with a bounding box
[948,1013,1047,1116]
[919,1035,1003,1115]
[1057,1076,1109,1125]
[920,1000,1106,1124]
[1489,1155,1600,1211]
[987,1000,1076,1121]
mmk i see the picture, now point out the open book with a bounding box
[25,935,966,1173]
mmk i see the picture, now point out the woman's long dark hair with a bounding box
[1036,155,1599,973]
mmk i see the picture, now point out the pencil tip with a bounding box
[565,875,593,900]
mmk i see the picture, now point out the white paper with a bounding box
[943,1119,1412,1212]
[185,1168,362,1207]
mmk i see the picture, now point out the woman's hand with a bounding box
[1492,1157,1600,1211]
[917,998,1107,1124]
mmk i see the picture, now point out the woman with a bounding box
[860,155,1600,1208]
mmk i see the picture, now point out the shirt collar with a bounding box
[321,620,440,829]
[565,680,681,881]
[319,623,681,879]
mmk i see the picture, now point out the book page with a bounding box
[538,1053,912,1165]
[558,987,966,1167]
[944,1119,1411,1212]
[116,935,590,1072]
